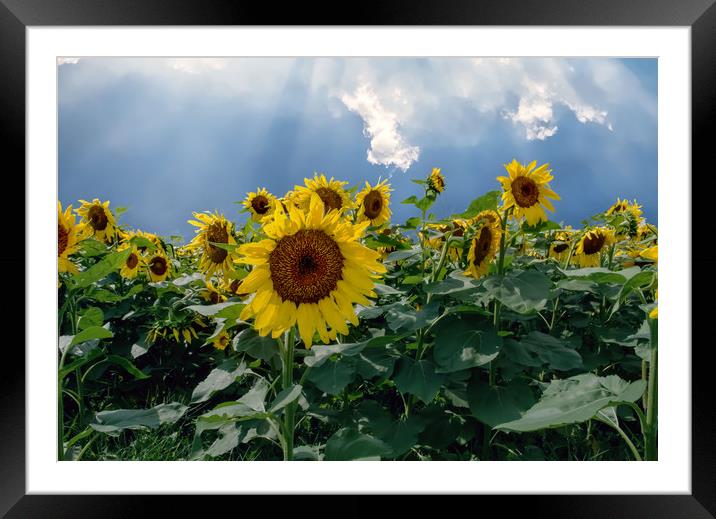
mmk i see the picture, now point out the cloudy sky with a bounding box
[58,57,657,240]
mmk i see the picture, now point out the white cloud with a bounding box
[341,84,420,171]
[57,57,80,65]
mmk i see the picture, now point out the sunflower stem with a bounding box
[644,317,658,460]
[281,328,296,461]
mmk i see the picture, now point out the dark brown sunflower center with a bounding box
[511,176,539,208]
[363,190,383,219]
[58,224,69,256]
[452,226,464,238]
[206,222,229,264]
[583,233,606,255]
[552,243,569,253]
[269,229,344,304]
[209,291,221,304]
[251,195,270,215]
[149,256,168,276]
[315,187,343,213]
[473,227,493,266]
[126,253,139,269]
[88,205,108,231]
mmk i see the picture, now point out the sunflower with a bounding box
[464,212,502,279]
[211,330,231,351]
[235,194,386,348]
[292,174,354,215]
[120,229,163,253]
[186,211,238,278]
[243,187,278,222]
[222,277,249,298]
[549,228,574,263]
[201,279,227,304]
[606,198,643,219]
[427,167,445,194]
[574,227,615,267]
[119,244,144,279]
[421,219,469,262]
[58,201,87,274]
[76,199,117,242]
[497,159,560,225]
[640,245,658,319]
[146,249,172,282]
[355,179,392,227]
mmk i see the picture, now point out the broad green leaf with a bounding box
[483,270,554,314]
[432,316,502,373]
[185,301,242,317]
[453,190,499,219]
[384,249,420,262]
[191,358,249,404]
[63,326,113,354]
[304,335,397,368]
[561,266,641,285]
[77,307,104,330]
[495,373,646,432]
[504,331,583,371]
[90,402,188,433]
[103,355,151,380]
[268,385,303,413]
[68,248,131,289]
[324,427,392,461]
[385,301,440,333]
[352,346,399,379]
[467,379,536,427]
[232,328,279,362]
[393,358,446,403]
[307,359,355,395]
[58,348,105,379]
[424,273,480,295]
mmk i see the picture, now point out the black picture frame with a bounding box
[3,0,713,516]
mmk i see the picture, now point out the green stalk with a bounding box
[595,415,642,461]
[644,318,658,460]
[281,328,296,461]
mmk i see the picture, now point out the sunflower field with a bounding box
[58,161,658,461]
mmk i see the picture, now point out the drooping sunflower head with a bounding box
[497,159,560,225]
[464,213,502,279]
[293,174,354,215]
[605,198,643,238]
[355,179,392,227]
[58,201,87,274]
[549,227,575,263]
[235,194,386,348]
[146,249,172,283]
[201,278,227,304]
[76,199,117,242]
[119,244,144,279]
[121,229,163,254]
[427,167,445,194]
[575,227,615,267]
[186,211,238,278]
[243,187,278,222]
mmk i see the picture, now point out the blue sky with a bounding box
[58,57,657,241]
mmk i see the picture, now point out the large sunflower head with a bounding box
[76,199,117,242]
[186,211,238,278]
[58,201,87,274]
[119,244,144,279]
[293,174,354,215]
[243,187,278,222]
[427,167,445,194]
[235,193,386,348]
[464,212,502,279]
[575,227,615,267]
[497,160,560,225]
[355,179,392,227]
[146,249,172,283]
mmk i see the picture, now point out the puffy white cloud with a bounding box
[341,84,420,171]
[57,57,80,65]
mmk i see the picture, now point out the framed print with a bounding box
[3,0,714,516]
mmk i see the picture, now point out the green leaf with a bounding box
[467,379,536,427]
[393,358,445,403]
[68,248,131,289]
[352,346,399,379]
[90,402,188,433]
[66,326,113,352]
[77,307,104,330]
[307,359,355,395]
[495,373,646,432]
[384,249,420,262]
[191,358,249,404]
[504,331,583,371]
[424,272,480,295]
[483,270,554,314]
[78,238,108,257]
[103,355,151,380]
[58,348,105,379]
[453,190,500,219]
[385,301,440,333]
[304,335,396,368]
[267,385,303,414]
[610,270,655,317]
[324,427,392,461]
[232,328,280,362]
[432,316,502,373]
[561,266,642,285]
[185,301,242,317]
